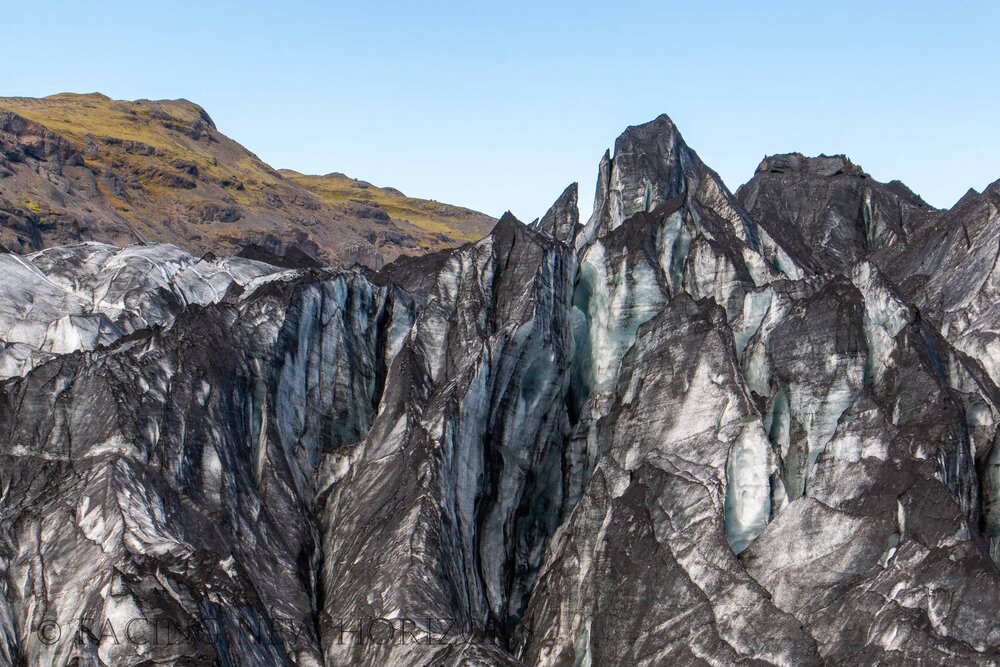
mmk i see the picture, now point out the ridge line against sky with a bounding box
[2,1,998,222]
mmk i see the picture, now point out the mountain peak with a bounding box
[582,113,700,239]
[534,183,579,244]
[618,113,680,143]
[495,210,523,228]
[612,113,688,164]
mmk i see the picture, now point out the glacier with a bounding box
[1,115,1000,665]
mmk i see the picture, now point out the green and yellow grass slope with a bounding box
[0,93,494,266]
[281,170,491,243]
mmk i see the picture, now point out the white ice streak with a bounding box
[0,242,291,377]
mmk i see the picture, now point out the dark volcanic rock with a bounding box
[0,111,83,165]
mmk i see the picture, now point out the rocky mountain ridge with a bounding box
[0,93,494,269]
[1,112,999,665]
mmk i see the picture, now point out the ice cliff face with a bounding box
[737,153,933,274]
[2,115,1000,666]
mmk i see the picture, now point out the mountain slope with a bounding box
[280,170,493,244]
[0,93,494,267]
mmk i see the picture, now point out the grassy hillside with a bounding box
[0,93,494,266]
[281,170,490,243]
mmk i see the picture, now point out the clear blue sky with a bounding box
[2,1,998,221]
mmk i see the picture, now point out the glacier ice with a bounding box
[2,115,1000,665]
